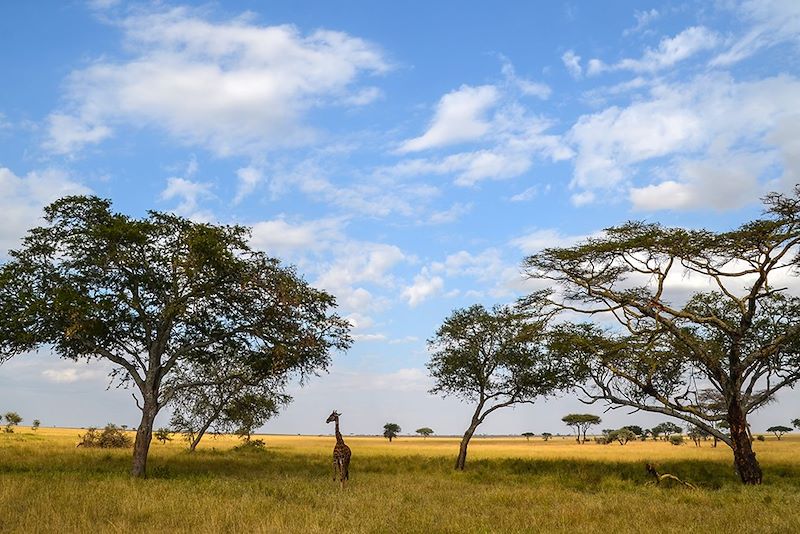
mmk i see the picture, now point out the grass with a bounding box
[1,428,799,533]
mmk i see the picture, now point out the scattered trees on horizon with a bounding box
[525,187,800,485]
[561,414,601,444]
[427,303,570,470]
[0,196,352,478]
[383,423,401,442]
[521,432,535,441]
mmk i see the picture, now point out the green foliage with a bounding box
[651,422,683,441]
[793,418,800,430]
[383,423,401,442]
[669,435,685,446]
[4,412,22,433]
[541,432,552,441]
[526,187,800,484]
[154,428,172,444]
[766,426,792,440]
[0,196,351,476]
[608,428,636,445]
[561,414,601,443]
[31,419,40,431]
[77,424,132,448]
[416,427,434,438]
[757,435,766,442]
[622,425,644,436]
[233,438,267,452]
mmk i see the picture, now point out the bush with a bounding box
[77,424,132,448]
[669,435,685,446]
[233,438,266,452]
[757,434,766,441]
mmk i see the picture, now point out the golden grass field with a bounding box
[1,427,798,533]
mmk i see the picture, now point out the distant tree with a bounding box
[383,423,401,442]
[541,432,552,441]
[669,435,685,446]
[524,187,800,484]
[77,424,132,448]
[792,418,800,430]
[687,425,709,446]
[0,196,351,478]
[427,303,569,470]
[3,412,22,433]
[31,419,41,431]
[623,425,644,437]
[651,422,683,441]
[121,425,128,431]
[154,428,172,444]
[561,414,601,444]
[766,425,792,441]
[415,427,434,439]
[611,428,636,445]
[521,432,535,441]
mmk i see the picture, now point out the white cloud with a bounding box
[249,217,343,256]
[401,269,444,307]
[510,229,593,255]
[42,367,106,384]
[712,0,800,66]
[427,202,472,224]
[624,8,660,36]
[588,26,719,75]
[567,73,800,209]
[509,185,540,202]
[45,6,388,156]
[562,50,582,78]
[159,176,214,220]
[500,61,551,99]
[0,167,90,256]
[234,166,262,203]
[398,85,499,153]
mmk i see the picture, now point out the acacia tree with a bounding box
[561,414,601,443]
[415,427,434,439]
[0,196,351,477]
[3,412,22,433]
[525,187,800,485]
[792,418,800,430]
[427,303,569,470]
[766,425,792,440]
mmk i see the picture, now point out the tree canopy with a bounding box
[524,187,800,485]
[428,303,569,469]
[383,423,401,442]
[415,427,434,438]
[561,414,601,444]
[0,196,351,477]
[766,425,792,440]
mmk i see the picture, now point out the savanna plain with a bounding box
[1,428,798,533]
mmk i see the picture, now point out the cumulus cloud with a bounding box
[0,167,90,256]
[567,73,800,209]
[249,217,343,257]
[402,269,444,307]
[160,177,214,220]
[45,6,388,156]
[398,85,499,153]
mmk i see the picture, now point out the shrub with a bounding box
[233,438,266,452]
[669,435,685,446]
[757,434,766,442]
[77,424,132,448]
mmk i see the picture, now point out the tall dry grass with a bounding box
[1,428,798,533]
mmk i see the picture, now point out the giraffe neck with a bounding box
[335,418,344,444]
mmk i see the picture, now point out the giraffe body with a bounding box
[326,410,351,488]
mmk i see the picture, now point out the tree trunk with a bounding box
[728,406,762,485]
[131,397,159,478]
[455,422,478,470]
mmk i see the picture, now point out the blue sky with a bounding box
[1,1,799,436]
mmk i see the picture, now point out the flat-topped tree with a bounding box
[0,196,351,477]
[415,427,434,439]
[524,187,800,485]
[561,414,601,444]
[427,302,570,470]
[766,425,792,440]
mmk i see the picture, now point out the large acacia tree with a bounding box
[524,188,800,485]
[427,303,569,470]
[0,196,351,477]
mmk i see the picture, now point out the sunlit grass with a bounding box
[1,427,798,533]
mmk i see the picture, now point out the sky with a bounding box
[1,0,799,437]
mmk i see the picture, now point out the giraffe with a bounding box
[326,410,351,488]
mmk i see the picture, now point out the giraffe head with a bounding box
[326,410,341,423]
